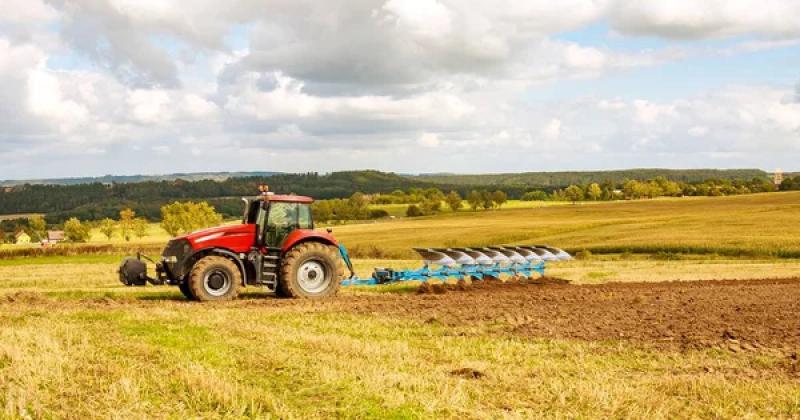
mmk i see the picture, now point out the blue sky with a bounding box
[1,0,798,179]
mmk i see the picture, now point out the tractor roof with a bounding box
[252,194,313,204]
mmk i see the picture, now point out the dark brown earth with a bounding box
[263,277,800,351]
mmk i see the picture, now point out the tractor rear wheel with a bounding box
[279,242,344,298]
[188,256,241,302]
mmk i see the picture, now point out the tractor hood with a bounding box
[183,223,257,253]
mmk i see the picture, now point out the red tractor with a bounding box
[119,186,355,301]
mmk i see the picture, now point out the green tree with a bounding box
[645,180,664,198]
[347,192,370,220]
[119,208,136,241]
[406,204,423,217]
[311,200,333,222]
[521,190,549,201]
[622,180,642,199]
[564,185,584,204]
[587,183,602,201]
[655,176,681,196]
[423,188,445,202]
[420,198,442,215]
[160,201,223,236]
[99,218,115,240]
[64,218,90,242]
[445,191,462,212]
[466,191,482,211]
[28,215,46,240]
[132,218,149,239]
[491,190,508,208]
[481,191,494,210]
[368,209,389,219]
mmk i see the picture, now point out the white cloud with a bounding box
[417,132,441,148]
[182,94,218,118]
[223,71,474,130]
[152,145,171,155]
[382,0,453,38]
[633,100,677,125]
[1,0,800,177]
[127,89,171,124]
[608,0,800,39]
[541,119,562,140]
[688,126,708,137]
[0,0,58,24]
[27,69,89,133]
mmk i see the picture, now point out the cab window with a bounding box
[298,204,313,229]
[265,202,298,247]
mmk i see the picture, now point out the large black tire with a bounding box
[187,256,241,302]
[279,242,344,298]
[178,281,195,300]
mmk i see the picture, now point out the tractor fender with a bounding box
[281,229,338,253]
[189,247,249,286]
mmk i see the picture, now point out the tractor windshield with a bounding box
[264,202,313,247]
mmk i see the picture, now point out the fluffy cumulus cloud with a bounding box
[608,0,800,39]
[1,0,799,177]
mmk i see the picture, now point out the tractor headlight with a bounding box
[163,255,178,263]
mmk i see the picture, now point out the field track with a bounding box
[252,278,800,352]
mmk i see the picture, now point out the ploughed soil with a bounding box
[272,278,800,351]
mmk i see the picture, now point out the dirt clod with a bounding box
[1,291,49,304]
[450,367,485,379]
[416,282,433,294]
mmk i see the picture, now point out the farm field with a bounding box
[1,256,799,418]
[5,192,797,257]
[1,193,800,417]
[368,198,597,217]
[338,192,800,259]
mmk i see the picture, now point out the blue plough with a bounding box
[338,245,572,286]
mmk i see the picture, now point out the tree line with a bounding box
[311,188,510,222]
[521,177,778,203]
[0,170,518,224]
[0,170,790,228]
[1,202,224,244]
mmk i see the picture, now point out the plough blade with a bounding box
[340,244,572,287]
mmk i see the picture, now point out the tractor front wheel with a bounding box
[178,281,195,300]
[188,256,241,302]
[280,243,344,298]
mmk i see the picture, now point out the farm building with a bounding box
[14,231,31,244]
[45,230,65,244]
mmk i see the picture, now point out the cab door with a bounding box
[264,202,299,248]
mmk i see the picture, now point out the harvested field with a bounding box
[2,273,800,417]
[238,277,800,352]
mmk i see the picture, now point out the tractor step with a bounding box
[255,248,281,292]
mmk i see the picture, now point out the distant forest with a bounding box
[0,171,280,187]
[412,169,770,187]
[0,169,781,224]
[0,171,463,223]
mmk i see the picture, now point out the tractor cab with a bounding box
[243,191,314,248]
